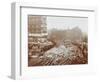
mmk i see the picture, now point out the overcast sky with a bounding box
[47,16,88,33]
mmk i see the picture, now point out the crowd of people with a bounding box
[28,39,88,66]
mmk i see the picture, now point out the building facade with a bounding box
[28,15,47,34]
[28,16,53,57]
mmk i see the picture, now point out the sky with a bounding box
[47,16,88,33]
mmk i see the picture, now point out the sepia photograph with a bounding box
[28,15,88,66]
[11,3,96,79]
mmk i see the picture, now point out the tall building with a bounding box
[28,16,53,57]
[28,15,47,35]
[28,15,48,42]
